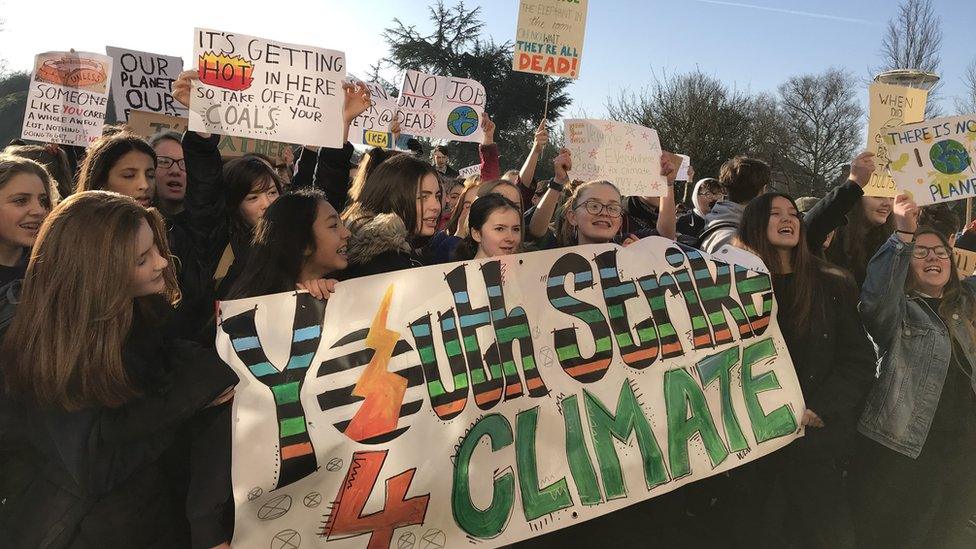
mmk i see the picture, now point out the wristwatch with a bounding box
[548,180,565,192]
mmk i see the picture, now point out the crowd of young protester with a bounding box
[0,68,974,549]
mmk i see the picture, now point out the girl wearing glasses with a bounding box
[726,192,876,548]
[854,194,976,548]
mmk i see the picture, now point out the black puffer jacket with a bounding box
[0,313,238,549]
[338,212,422,280]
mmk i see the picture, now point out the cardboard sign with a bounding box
[106,46,187,121]
[218,237,803,548]
[676,154,691,182]
[458,163,481,178]
[349,81,397,148]
[864,83,928,197]
[396,70,485,143]
[190,28,346,148]
[126,110,291,159]
[21,51,112,146]
[513,0,588,79]
[564,119,666,197]
[954,247,976,278]
[885,115,976,205]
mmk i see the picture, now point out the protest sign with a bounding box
[513,0,588,79]
[864,83,928,197]
[396,70,485,143]
[885,114,976,205]
[21,51,112,146]
[190,29,346,148]
[676,154,691,182]
[126,110,291,159]
[106,46,187,121]
[217,237,804,548]
[954,247,976,278]
[458,163,481,178]
[564,119,666,197]
[349,81,397,148]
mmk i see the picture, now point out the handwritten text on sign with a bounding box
[396,70,485,143]
[349,81,397,148]
[565,119,666,197]
[21,51,112,147]
[513,0,588,79]
[106,46,187,121]
[886,114,976,205]
[864,83,928,198]
[190,28,346,148]
[217,237,804,548]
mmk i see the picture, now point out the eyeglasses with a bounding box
[912,245,951,260]
[157,156,185,171]
[698,191,725,199]
[576,200,623,218]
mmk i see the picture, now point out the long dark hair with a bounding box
[76,132,156,193]
[342,154,437,240]
[827,196,894,284]
[454,194,521,261]
[225,188,324,300]
[348,147,402,204]
[737,192,850,334]
[908,227,976,343]
[222,155,284,248]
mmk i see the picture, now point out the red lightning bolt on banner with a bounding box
[346,285,407,442]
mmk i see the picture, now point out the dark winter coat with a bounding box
[339,213,422,280]
[0,313,238,549]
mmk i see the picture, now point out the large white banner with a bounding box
[395,70,485,143]
[886,114,976,205]
[105,46,187,121]
[21,51,112,146]
[190,28,346,148]
[217,237,805,548]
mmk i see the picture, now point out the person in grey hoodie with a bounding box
[698,156,770,253]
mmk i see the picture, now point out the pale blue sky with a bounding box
[1,0,974,116]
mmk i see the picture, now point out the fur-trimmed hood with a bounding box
[345,212,413,266]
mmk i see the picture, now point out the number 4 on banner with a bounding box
[322,451,430,549]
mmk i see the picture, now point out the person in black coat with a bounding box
[339,154,442,279]
[0,192,237,548]
[726,192,877,548]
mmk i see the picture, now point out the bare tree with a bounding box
[956,58,976,115]
[877,0,943,116]
[772,69,863,197]
[606,69,760,181]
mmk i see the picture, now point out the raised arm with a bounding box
[655,153,678,240]
[528,148,571,239]
[478,114,500,182]
[804,152,875,250]
[858,194,918,350]
[518,121,548,191]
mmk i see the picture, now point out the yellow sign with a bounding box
[363,130,391,149]
[864,83,928,197]
[955,247,976,278]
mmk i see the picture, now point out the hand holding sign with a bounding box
[893,193,920,234]
[342,81,372,124]
[553,148,572,183]
[481,113,496,146]
[848,151,877,188]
